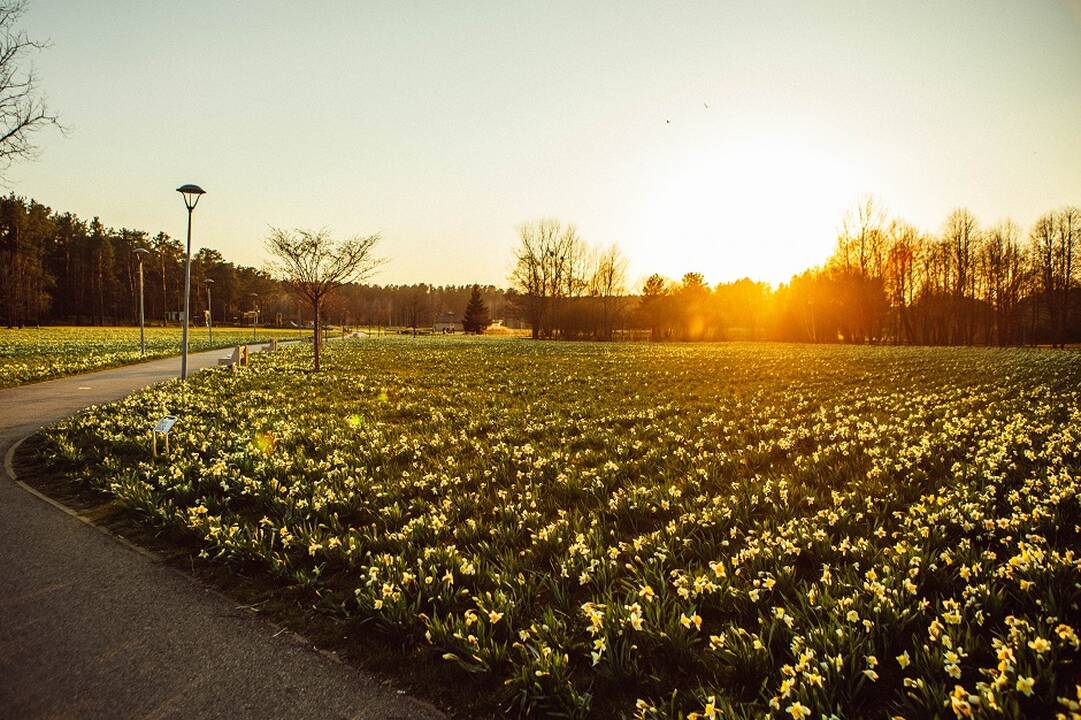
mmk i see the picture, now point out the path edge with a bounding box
[2,428,451,719]
[4,432,161,562]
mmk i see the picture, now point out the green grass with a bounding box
[0,325,303,388]
[38,338,1081,718]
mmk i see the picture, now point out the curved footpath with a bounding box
[0,346,445,720]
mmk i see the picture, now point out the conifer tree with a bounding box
[462,284,490,334]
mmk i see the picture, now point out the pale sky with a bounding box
[12,1,1081,288]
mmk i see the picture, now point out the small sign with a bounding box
[154,416,178,434]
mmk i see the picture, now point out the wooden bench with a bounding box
[217,345,248,367]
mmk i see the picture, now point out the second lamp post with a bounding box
[249,292,259,342]
[205,277,214,343]
[176,184,205,380]
[133,247,149,354]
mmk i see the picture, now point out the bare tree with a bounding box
[883,220,921,343]
[588,243,628,340]
[834,196,888,342]
[0,1,61,176]
[265,228,381,371]
[838,195,887,278]
[943,208,980,344]
[1054,207,1078,347]
[510,218,585,338]
[1030,207,1080,347]
[980,220,1027,345]
[510,219,554,338]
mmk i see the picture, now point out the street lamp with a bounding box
[249,292,259,343]
[133,247,149,355]
[177,183,206,380]
[205,278,214,343]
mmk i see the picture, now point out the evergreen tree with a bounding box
[462,284,490,334]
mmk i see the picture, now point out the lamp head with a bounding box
[176,184,206,210]
[205,278,214,285]
[133,247,149,258]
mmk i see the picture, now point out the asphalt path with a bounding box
[0,346,445,719]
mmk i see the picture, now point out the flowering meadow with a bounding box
[0,326,300,388]
[38,338,1081,718]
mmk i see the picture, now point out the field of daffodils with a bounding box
[38,338,1081,718]
[0,326,299,387]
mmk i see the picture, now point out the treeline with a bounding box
[509,218,629,339]
[0,195,280,327]
[335,283,513,330]
[0,194,515,330]
[4,193,1078,345]
[774,199,1079,346]
[510,201,1080,345]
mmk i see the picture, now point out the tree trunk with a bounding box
[313,297,322,372]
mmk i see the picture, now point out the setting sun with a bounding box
[633,133,861,286]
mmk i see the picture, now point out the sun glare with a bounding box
[639,135,859,287]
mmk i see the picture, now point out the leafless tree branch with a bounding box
[0,1,62,177]
[264,227,383,370]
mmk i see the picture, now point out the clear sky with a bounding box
[12,1,1081,288]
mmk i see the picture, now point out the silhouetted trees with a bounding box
[336,282,511,331]
[1031,208,1079,348]
[504,204,1077,346]
[755,201,1078,346]
[509,218,631,340]
[630,273,772,342]
[510,218,580,339]
[589,244,628,340]
[0,194,527,332]
[0,194,288,327]
[550,199,1076,346]
[638,274,669,340]
[3,191,1078,346]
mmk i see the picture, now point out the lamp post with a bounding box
[133,247,149,355]
[205,278,214,343]
[249,292,259,343]
[176,184,206,380]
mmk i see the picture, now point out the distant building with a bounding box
[433,311,463,333]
